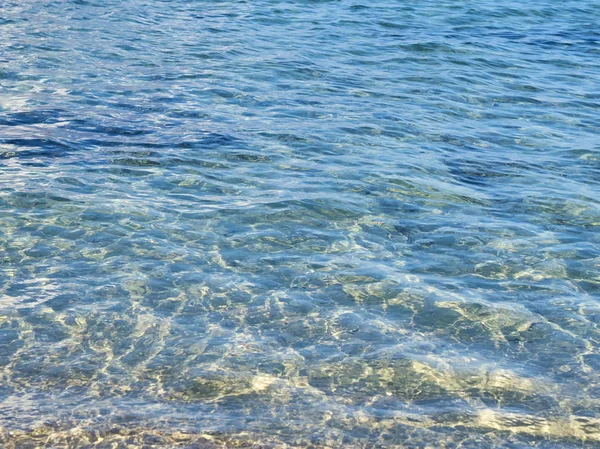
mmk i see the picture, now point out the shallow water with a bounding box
[1,0,600,447]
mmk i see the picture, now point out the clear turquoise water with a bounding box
[1,0,599,447]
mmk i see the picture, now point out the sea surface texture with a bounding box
[1,0,599,447]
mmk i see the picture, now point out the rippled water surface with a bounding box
[1,0,600,447]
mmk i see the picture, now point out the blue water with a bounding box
[1,0,599,447]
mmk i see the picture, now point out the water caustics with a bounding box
[0,0,599,447]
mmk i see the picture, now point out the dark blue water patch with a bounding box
[0,109,68,126]
[0,138,79,159]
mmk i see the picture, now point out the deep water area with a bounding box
[1,0,600,447]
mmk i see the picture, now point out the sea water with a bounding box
[1,0,599,447]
